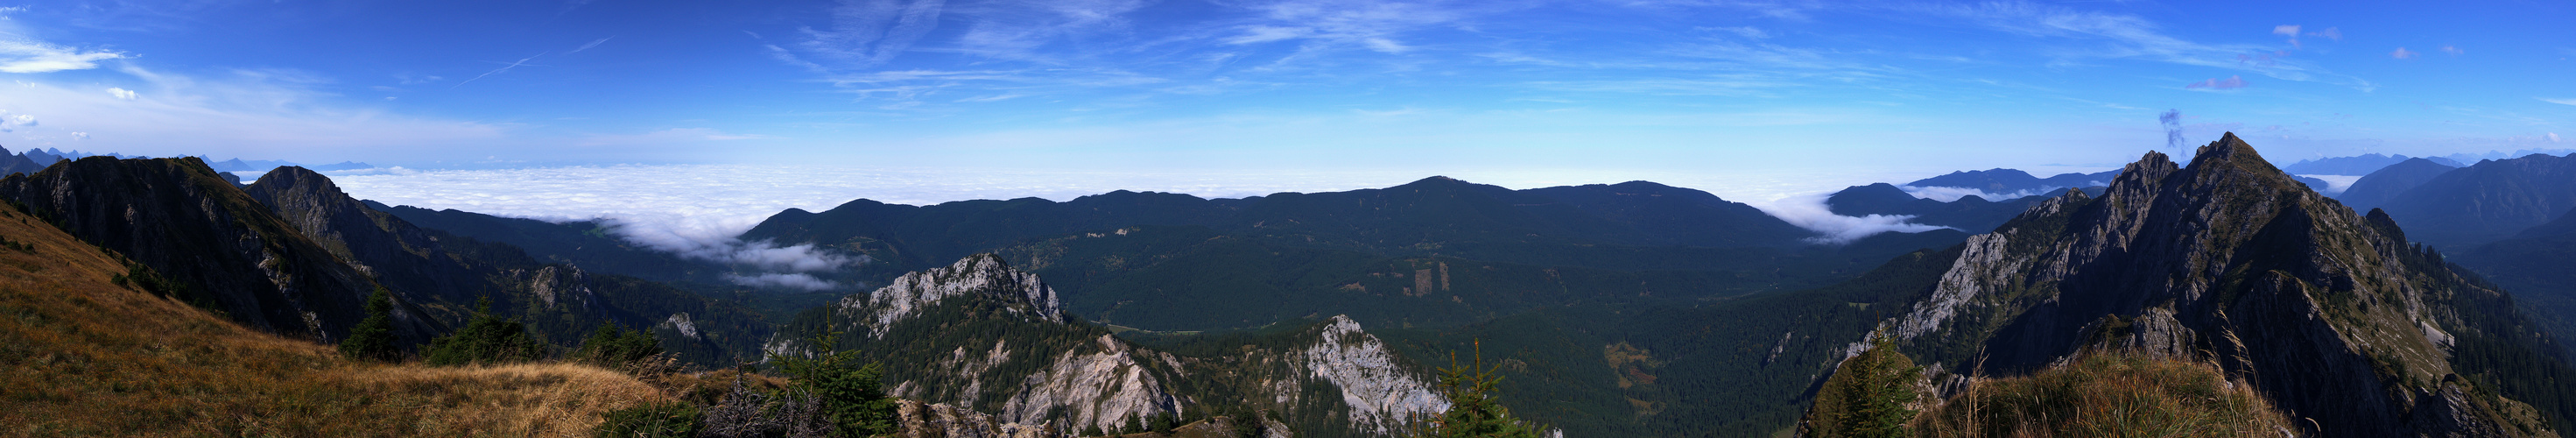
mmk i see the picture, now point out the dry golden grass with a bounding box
[0,206,667,437]
[1911,352,2298,438]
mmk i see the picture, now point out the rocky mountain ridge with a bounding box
[773,254,1447,436]
[841,254,1063,336]
[0,158,771,364]
[0,157,418,343]
[1883,133,2565,435]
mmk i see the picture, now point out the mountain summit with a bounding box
[1890,132,2568,435]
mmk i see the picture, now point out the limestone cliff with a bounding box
[776,254,1448,436]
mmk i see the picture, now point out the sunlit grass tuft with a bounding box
[1911,352,2298,438]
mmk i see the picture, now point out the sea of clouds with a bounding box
[324,164,1965,288]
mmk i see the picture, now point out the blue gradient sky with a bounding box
[0,0,2567,175]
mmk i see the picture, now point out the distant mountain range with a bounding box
[2281,152,2466,175]
[9,139,2576,435]
[730,177,1963,331]
[1825,182,2095,233]
[2368,152,2576,247]
[0,145,371,179]
[1904,168,2118,194]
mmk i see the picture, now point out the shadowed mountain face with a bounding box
[372,203,716,284]
[243,166,774,364]
[2455,207,2576,346]
[0,159,770,365]
[0,146,45,177]
[2378,152,2576,248]
[0,157,419,343]
[1885,133,2572,435]
[2336,157,2462,211]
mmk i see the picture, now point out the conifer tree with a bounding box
[423,296,546,366]
[337,286,399,362]
[1415,341,1547,438]
[574,321,663,365]
[1801,328,1920,438]
[770,328,897,436]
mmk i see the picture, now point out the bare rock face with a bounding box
[1299,315,1449,435]
[779,254,1446,436]
[891,399,1057,438]
[839,253,1063,336]
[1886,133,2558,436]
[998,335,1184,433]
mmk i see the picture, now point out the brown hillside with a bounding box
[0,201,666,436]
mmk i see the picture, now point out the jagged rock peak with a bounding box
[1883,133,2557,435]
[840,253,1063,336]
[1300,314,1449,435]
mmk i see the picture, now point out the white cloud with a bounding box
[105,87,134,100]
[0,67,507,159]
[2391,47,2418,60]
[1756,193,1950,244]
[2297,174,2361,194]
[68,131,85,139]
[725,272,841,291]
[2539,97,2576,106]
[0,39,124,73]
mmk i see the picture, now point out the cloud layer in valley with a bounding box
[323,164,1947,282]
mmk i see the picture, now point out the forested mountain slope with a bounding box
[741,177,1960,331]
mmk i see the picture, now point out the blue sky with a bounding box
[0,0,2568,175]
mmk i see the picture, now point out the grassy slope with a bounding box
[1911,353,2297,437]
[0,202,666,436]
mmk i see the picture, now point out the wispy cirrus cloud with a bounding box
[0,39,123,73]
[452,52,545,88]
[1918,2,2372,90]
[2185,75,2247,90]
[790,0,951,69]
[2539,97,2576,106]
